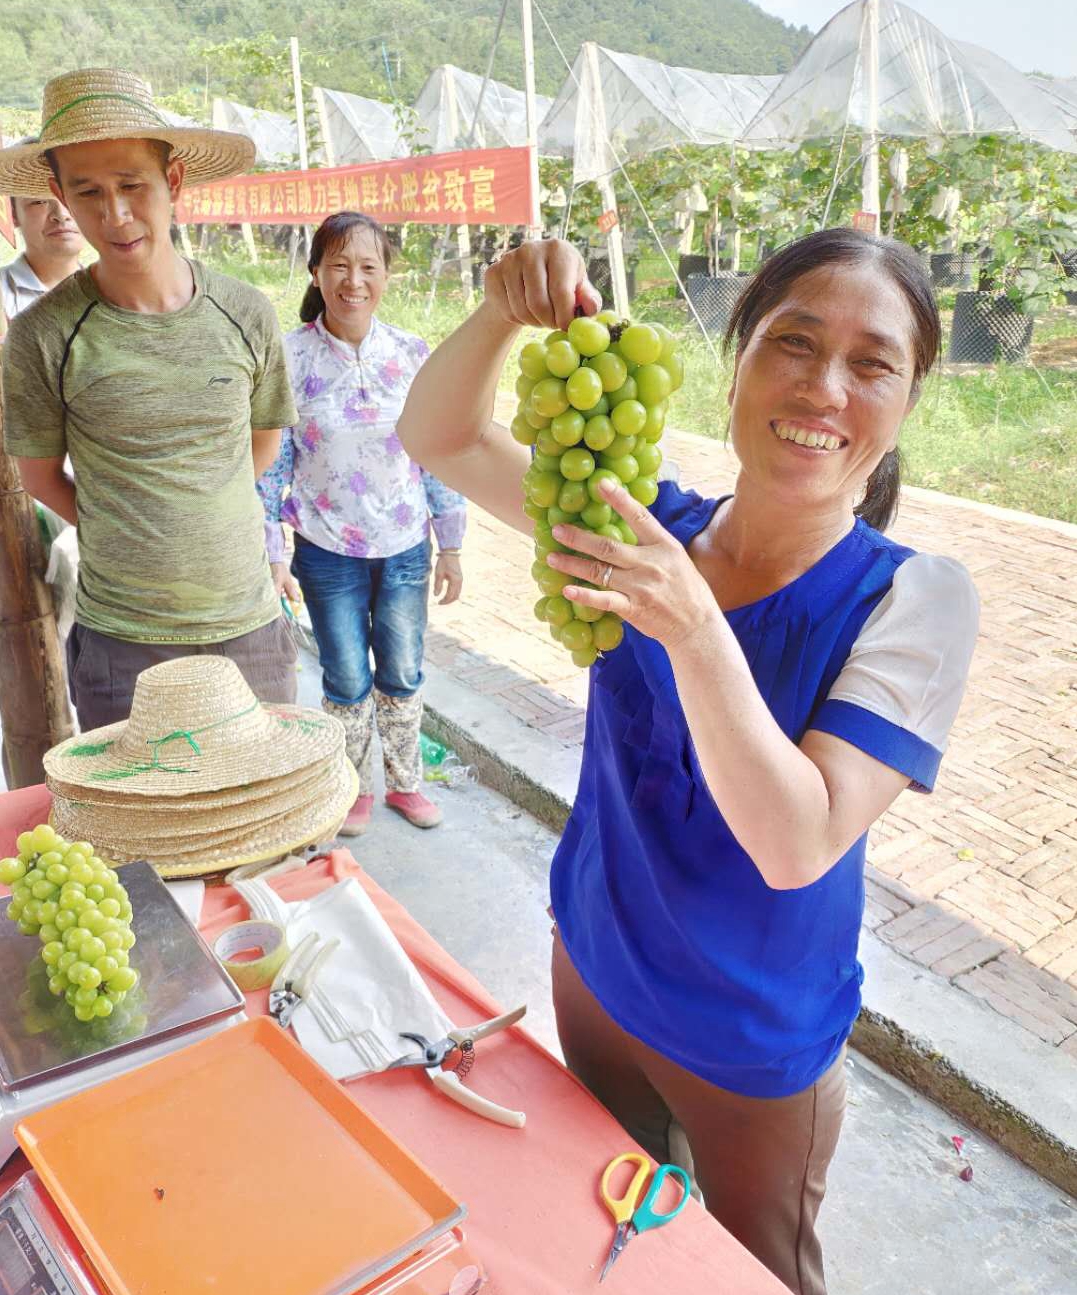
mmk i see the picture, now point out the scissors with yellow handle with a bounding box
[599,1151,691,1282]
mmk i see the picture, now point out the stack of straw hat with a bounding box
[43,657,357,878]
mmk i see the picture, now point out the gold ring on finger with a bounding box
[600,563,615,590]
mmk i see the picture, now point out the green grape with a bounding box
[524,404,552,431]
[659,351,684,391]
[533,596,550,622]
[607,342,638,374]
[544,339,580,378]
[604,433,638,459]
[560,620,593,653]
[542,595,573,628]
[107,967,138,993]
[571,646,599,668]
[68,861,94,886]
[587,351,628,393]
[58,951,78,974]
[600,454,640,485]
[581,394,610,418]
[537,567,571,597]
[74,1004,96,1022]
[544,329,570,346]
[518,341,549,380]
[607,376,638,408]
[113,949,131,967]
[634,443,663,477]
[30,825,59,855]
[528,472,562,509]
[652,321,676,360]
[581,501,612,528]
[565,366,603,411]
[587,469,621,502]
[593,615,625,652]
[532,452,562,474]
[549,622,563,643]
[82,936,107,962]
[15,831,35,857]
[118,904,133,924]
[101,930,124,952]
[45,862,69,886]
[566,317,610,357]
[511,414,539,446]
[530,377,570,418]
[49,974,67,997]
[559,448,596,482]
[515,373,537,401]
[67,960,90,984]
[583,416,615,452]
[38,851,65,871]
[530,559,546,584]
[640,403,666,443]
[594,309,622,327]
[595,523,623,541]
[523,500,547,522]
[557,481,589,513]
[74,986,99,1008]
[41,941,64,965]
[535,428,566,458]
[618,323,662,366]
[610,400,647,439]
[617,522,639,545]
[0,857,26,885]
[31,879,55,901]
[634,363,673,406]
[93,996,114,1018]
[38,921,60,943]
[79,967,103,990]
[571,601,603,624]
[550,410,585,446]
[64,986,79,1007]
[629,477,660,507]
[55,910,77,932]
[546,506,573,527]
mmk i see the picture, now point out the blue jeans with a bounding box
[291,535,430,706]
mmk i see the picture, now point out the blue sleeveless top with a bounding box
[550,482,959,1098]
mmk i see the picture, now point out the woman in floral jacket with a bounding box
[259,211,466,834]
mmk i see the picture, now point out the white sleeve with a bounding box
[808,554,979,791]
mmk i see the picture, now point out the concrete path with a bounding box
[425,420,1077,1066]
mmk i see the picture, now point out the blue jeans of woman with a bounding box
[291,534,431,795]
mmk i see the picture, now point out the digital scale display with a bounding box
[0,1177,98,1295]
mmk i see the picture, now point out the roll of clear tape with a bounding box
[213,920,289,992]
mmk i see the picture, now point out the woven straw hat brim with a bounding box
[0,67,254,198]
[47,760,350,844]
[50,759,358,879]
[0,128,254,198]
[44,704,345,797]
[46,760,330,814]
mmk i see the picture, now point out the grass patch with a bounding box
[215,252,1077,525]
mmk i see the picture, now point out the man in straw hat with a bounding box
[0,69,300,729]
[0,141,85,335]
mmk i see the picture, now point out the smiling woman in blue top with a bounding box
[398,230,978,1295]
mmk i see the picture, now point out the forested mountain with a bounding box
[2,0,810,114]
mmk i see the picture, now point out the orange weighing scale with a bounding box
[3,1018,485,1295]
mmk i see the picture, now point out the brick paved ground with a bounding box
[426,416,1077,1054]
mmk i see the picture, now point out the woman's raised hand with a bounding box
[545,478,718,651]
[482,238,603,333]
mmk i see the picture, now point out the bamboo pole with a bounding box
[0,376,74,787]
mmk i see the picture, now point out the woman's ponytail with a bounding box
[855,448,902,532]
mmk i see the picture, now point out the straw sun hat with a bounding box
[0,67,255,198]
[43,656,357,878]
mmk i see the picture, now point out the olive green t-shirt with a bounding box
[1,260,297,643]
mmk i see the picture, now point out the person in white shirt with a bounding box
[0,147,84,332]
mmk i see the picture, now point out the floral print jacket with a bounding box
[258,313,467,562]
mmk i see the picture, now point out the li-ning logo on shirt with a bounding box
[208,376,234,387]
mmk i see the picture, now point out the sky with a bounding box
[755,0,1077,78]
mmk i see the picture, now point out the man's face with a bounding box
[12,193,84,263]
[48,138,184,273]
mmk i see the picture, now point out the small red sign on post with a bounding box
[852,210,879,234]
[597,208,619,234]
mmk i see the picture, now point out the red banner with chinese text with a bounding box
[173,147,533,227]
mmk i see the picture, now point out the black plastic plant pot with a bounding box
[675,254,711,298]
[684,272,749,335]
[586,256,636,308]
[931,252,977,291]
[948,291,1034,364]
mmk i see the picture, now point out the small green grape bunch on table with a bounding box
[512,311,684,667]
[1,823,139,1023]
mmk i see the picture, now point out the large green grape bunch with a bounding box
[0,823,139,1023]
[513,311,684,668]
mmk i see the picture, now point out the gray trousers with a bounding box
[65,618,298,730]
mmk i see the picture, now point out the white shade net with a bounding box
[412,64,553,153]
[741,0,1077,153]
[314,87,407,164]
[1030,75,1077,136]
[211,99,300,168]
[539,42,779,184]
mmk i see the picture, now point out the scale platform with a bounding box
[0,861,246,1164]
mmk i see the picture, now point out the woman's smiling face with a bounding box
[727,261,921,514]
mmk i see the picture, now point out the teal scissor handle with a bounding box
[631,1163,691,1235]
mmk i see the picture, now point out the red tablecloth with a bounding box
[0,785,787,1293]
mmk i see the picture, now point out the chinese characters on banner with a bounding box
[0,198,15,249]
[174,146,534,227]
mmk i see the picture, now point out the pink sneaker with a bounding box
[339,794,375,836]
[385,790,443,829]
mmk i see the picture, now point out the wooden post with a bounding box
[0,447,74,788]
